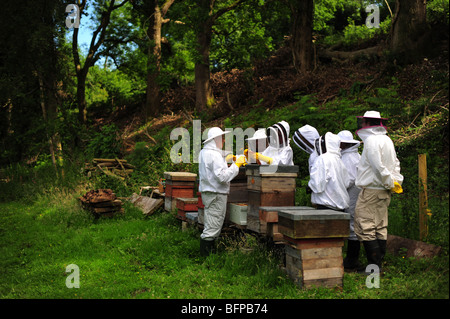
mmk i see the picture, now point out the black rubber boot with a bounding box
[344,239,362,271]
[200,238,215,256]
[362,240,382,272]
[378,239,387,269]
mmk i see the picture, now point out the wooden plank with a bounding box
[259,206,312,222]
[247,176,296,192]
[285,245,342,260]
[129,193,163,216]
[303,267,344,281]
[418,154,429,241]
[302,257,343,270]
[245,164,299,176]
[284,237,344,250]
[163,172,197,181]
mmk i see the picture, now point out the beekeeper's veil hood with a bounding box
[267,121,290,148]
[356,111,388,133]
[315,132,341,156]
[293,125,319,154]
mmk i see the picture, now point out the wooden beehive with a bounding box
[245,165,298,233]
[227,167,248,203]
[163,172,197,212]
[176,197,198,221]
[278,209,350,239]
[259,206,312,241]
[284,238,345,289]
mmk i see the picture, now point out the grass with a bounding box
[0,188,448,300]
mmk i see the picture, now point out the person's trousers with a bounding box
[200,192,228,241]
[354,188,391,241]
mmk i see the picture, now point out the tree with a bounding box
[190,0,247,113]
[131,0,176,120]
[390,0,428,61]
[288,0,314,73]
[72,0,129,124]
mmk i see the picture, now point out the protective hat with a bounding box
[337,130,360,145]
[203,127,231,144]
[246,129,267,141]
[267,121,290,148]
[293,125,319,154]
[356,110,388,132]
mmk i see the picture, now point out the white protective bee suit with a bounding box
[198,129,240,241]
[263,121,294,165]
[338,130,361,241]
[308,132,350,211]
[292,124,320,172]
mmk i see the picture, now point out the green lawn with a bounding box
[0,192,448,300]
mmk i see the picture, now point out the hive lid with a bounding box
[259,206,312,212]
[278,209,350,221]
[164,172,197,181]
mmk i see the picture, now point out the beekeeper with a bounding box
[262,121,294,165]
[308,132,350,211]
[354,110,403,271]
[198,127,246,256]
[337,130,362,271]
[292,124,320,172]
[244,128,273,165]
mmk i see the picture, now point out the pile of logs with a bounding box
[79,189,124,218]
[83,158,135,179]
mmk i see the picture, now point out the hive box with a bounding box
[245,165,298,233]
[279,209,350,239]
[227,203,248,226]
[259,206,312,240]
[228,167,248,203]
[176,197,198,221]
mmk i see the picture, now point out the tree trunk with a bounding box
[195,22,214,113]
[290,0,314,73]
[76,71,88,124]
[145,4,162,120]
[390,0,428,61]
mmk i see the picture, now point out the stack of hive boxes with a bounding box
[164,172,197,212]
[278,209,350,289]
[246,164,299,234]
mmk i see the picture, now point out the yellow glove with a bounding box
[244,149,249,159]
[391,181,403,194]
[225,154,236,163]
[235,155,247,168]
[255,152,273,165]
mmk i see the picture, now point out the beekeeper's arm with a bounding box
[365,139,398,190]
[308,157,328,194]
[211,153,240,184]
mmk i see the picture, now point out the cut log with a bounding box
[386,234,442,259]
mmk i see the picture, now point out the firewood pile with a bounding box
[79,189,124,218]
[83,158,135,179]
